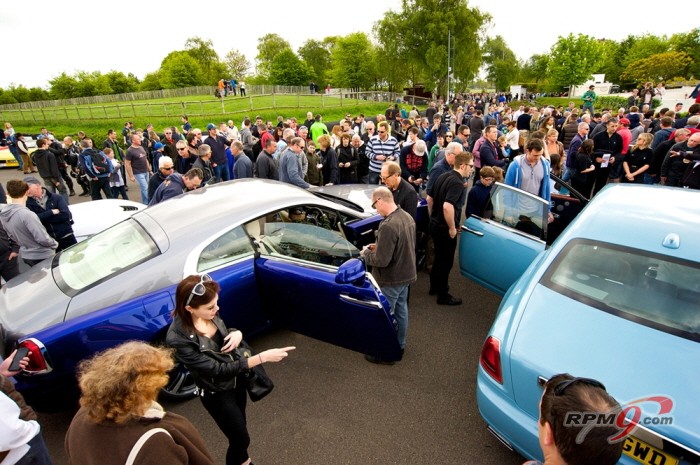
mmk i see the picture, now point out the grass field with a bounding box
[3,93,420,143]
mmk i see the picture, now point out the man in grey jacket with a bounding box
[360,186,416,364]
[278,138,310,189]
[0,179,57,267]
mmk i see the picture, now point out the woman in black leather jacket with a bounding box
[166,275,294,465]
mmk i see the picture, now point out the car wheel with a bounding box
[160,362,197,400]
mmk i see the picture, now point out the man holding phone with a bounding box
[1,349,55,465]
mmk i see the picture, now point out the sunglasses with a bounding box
[378,130,386,134]
[552,377,606,396]
[162,166,174,171]
[446,134,454,138]
[177,147,188,151]
[186,274,212,306]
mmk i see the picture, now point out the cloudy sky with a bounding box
[2,0,696,89]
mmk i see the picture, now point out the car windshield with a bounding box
[55,219,159,294]
[542,239,700,342]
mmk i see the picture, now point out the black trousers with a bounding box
[0,250,20,285]
[429,224,457,299]
[90,177,112,200]
[201,386,250,465]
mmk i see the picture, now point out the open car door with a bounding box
[459,183,548,296]
[245,209,402,362]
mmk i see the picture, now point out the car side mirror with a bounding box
[335,258,366,285]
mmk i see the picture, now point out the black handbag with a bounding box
[234,340,274,402]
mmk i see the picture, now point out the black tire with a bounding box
[160,361,197,400]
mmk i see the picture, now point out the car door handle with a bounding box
[339,293,383,309]
[460,225,484,237]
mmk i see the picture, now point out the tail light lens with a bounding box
[480,336,502,384]
[17,338,53,374]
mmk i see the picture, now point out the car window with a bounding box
[541,239,700,342]
[246,206,360,267]
[484,183,549,240]
[197,226,254,272]
[55,219,159,293]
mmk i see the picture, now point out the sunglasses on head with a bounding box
[551,377,606,396]
[186,274,212,306]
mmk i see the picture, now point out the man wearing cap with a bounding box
[399,138,427,193]
[24,176,76,252]
[148,156,175,202]
[204,123,232,183]
[0,179,57,267]
[125,133,152,204]
[32,137,70,204]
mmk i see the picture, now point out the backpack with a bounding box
[86,149,113,175]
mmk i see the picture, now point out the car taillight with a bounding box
[480,336,502,384]
[17,338,53,374]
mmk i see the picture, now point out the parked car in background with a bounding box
[0,179,401,409]
[460,183,700,465]
[0,146,19,169]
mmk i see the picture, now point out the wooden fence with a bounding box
[0,90,414,123]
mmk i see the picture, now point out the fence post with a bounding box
[130,103,136,119]
[272,90,276,108]
[64,107,69,120]
[249,95,253,111]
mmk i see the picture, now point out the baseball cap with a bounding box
[23,176,42,185]
[619,118,630,125]
[154,142,165,151]
[206,123,217,130]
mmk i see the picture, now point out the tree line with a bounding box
[1,0,697,105]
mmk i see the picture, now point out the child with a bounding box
[104,148,128,199]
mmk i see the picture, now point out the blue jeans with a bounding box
[214,161,230,183]
[18,432,54,465]
[381,284,410,348]
[368,171,381,186]
[134,172,149,204]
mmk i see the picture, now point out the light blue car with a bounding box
[459,182,700,465]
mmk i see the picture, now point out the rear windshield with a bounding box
[55,219,159,294]
[541,239,700,342]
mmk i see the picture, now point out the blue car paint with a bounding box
[467,184,700,465]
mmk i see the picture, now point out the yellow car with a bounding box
[0,146,20,168]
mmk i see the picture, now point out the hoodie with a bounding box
[0,204,57,260]
[32,148,62,180]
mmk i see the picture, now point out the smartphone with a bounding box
[8,347,30,372]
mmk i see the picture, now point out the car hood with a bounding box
[0,259,70,340]
[508,284,699,451]
[310,184,377,213]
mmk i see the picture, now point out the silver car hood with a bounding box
[0,259,70,340]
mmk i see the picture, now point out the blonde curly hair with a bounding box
[77,341,174,423]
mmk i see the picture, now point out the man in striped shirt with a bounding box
[367,121,400,185]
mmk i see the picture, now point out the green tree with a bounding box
[621,51,692,84]
[105,71,139,94]
[49,72,81,99]
[184,37,222,83]
[223,49,251,80]
[482,36,519,91]
[374,0,488,96]
[373,14,412,91]
[625,34,670,66]
[548,34,602,90]
[139,72,163,91]
[268,49,311,86]
[519,54,550,84]
[298,39,333,85]
[596,39,623,85]
[161,53,205,89]
[329,33,377,91]
[256,34,292,81]
[670,29,700,78]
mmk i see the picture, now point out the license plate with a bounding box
[623,436,678,465]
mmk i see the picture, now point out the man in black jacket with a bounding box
[24,176,76,252]
[32,137,69,204]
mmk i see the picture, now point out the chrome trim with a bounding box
[20,337,53,375]
[339,293,383,309]
[483,217,547,244]
[461,225,484,237]
[486,425,514,451]
[537,375,548,387]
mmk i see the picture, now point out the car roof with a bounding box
[559,184,700,258]
[139,178,341,239]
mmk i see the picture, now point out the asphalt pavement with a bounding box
[1,167,526,465]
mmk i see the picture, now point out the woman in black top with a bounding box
[336,133,358,184]
[166,275,294,465]
[572,140,596,197]
[623,133,653,183]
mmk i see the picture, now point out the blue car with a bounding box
[459,183,700,465]
[0,179,401,408]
